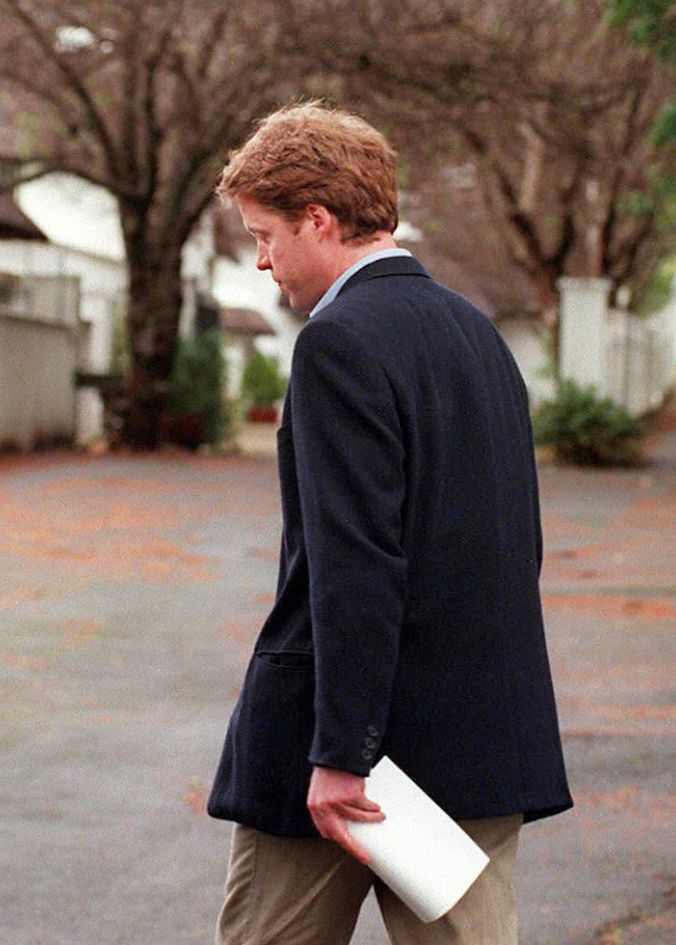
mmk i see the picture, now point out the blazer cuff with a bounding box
[308,721,385,777]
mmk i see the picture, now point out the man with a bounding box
[208,102,572,945]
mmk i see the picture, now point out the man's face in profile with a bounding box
[237,195,335,315]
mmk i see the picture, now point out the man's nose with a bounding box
[256,247,270,270]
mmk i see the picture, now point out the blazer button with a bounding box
[367,725,379,737]
[364,737,376,749]
[361,748,374,761]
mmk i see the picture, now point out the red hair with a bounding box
[218,102,398,244]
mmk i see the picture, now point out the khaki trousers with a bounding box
[215,814,522,945]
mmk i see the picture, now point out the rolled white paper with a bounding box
[348,756,490,923]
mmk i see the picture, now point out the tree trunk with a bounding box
[122,250,184,449]
[532,267,562,377]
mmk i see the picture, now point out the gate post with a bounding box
[557,277,612,392]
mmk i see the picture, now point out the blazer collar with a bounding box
[337,255,430,298]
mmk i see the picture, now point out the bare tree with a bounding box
[0,0,306,447]
[2,0,671,426]
[288,0,674,349]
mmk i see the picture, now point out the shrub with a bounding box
[532,379,644,466]
[241,350,287,407]
[165,329,228,445]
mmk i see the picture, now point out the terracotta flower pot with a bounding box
[248,404,278,423]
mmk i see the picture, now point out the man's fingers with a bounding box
[309,809,375,864]
[336,802,385,822]
[306,768,385,863]
[308,795,382,818]
[357,797,382,812]
[328,817,372,865]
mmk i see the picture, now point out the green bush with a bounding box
[241,350,287,407]
[532,379,644,466]
[165,329,228,444]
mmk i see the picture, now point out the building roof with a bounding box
[0,191,48,241]
[220,306,276,336]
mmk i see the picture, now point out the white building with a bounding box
[0,173,216,448]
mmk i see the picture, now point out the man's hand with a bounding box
[307,766,385,865]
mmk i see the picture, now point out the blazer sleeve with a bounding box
[290,317,407,776]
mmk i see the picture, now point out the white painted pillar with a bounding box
[557,277,612,391]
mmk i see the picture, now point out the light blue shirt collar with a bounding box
[309,248,412,318]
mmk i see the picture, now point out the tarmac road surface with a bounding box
[0,422,673,945]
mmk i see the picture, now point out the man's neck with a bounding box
[308,237,408,318]
[327,233,398,284]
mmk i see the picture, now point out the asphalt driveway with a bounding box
[0,426,674,945]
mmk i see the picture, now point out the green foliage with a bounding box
[241,350,287,407]
[165,329,228,444]
[638,259,675,314]
[536,6,676,327]
[222,395,248,434]
[652,100,676,146]
[535,329,557,381]
[618,186,655,218]
[607,0,676,65]
[618,164,675,311]
[532,379,644,466]
[607,0,676,144]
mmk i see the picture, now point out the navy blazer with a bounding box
[208,256,572,837]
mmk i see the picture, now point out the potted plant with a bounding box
[241,350,287,422]
[163,329,228,449]
[532,379,644,466]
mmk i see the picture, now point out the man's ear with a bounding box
[304,203,338,240]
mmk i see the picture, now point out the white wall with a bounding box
[1,239,125,358]
[496,319,555,407]
[16,174,216,344]
[0,240,126,444]
[0,315,76,450]
[5,175,220,444]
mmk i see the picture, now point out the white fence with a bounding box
[605,307,674,416]
[558,277,675,417]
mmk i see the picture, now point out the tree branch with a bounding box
[5,0,121,177]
